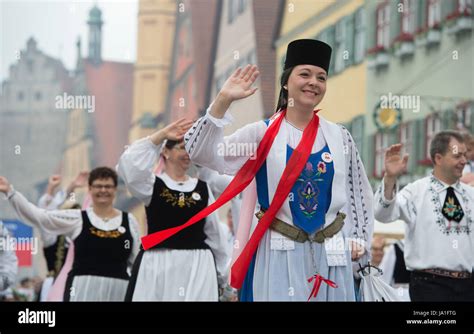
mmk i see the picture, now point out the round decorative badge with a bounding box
[117,226,126,234]
[192,192,201,201]
[322,152,333,163]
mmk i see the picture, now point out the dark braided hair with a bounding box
[164,139,182,150]
[275,67,294,113]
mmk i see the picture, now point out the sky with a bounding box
[0,0,138,82]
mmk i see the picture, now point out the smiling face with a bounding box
[466,137,474,161]
[434,138,468,182]
[89,177,117,206]
[286,64,327,110]
[163,141,191,172]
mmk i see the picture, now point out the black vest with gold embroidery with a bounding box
[71,211,132,280]
[43,235,67,278]
[145,177,209,250]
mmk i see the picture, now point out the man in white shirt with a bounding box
[374,130,474,301]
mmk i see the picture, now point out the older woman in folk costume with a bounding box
[0,167,140,301]
[117,120,231,301]
[141,39,374,301]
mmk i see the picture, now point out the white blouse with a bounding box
[184,110,327,175]
[5,190,140,271]
[184,108,374,257]
[116,137,232,285]
[375,174,474,272]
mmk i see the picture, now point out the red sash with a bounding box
[141,109,320,289]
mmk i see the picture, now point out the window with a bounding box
[428,0,441,28]
[228,0,236,23]
[425,114,441,159]
[216,75,225,93]
[334,19,346,73]
[228,0,245,24]
[238,0,247,14]
[399,122,414,169]
[351,116,365,155]
[325,26,336,74]
[27,59,33,73]
[401,0,416,35]
[376,2,390,49]
[374,131,390,178]
[354,8,366,63]
[459,0,472,15]
[247,49,256,65]
[344,15,355,67]
[455,102,472,130]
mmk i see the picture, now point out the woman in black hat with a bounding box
[179,39,374,301]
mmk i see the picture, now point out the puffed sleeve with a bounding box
[37,189,67,210]
[374,179,417,227]
[5,188,82,240]
[37,189,68,247]
[339,126,375,265]
[117,137,161,206]
[185,106,266,175]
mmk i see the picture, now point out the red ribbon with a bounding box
[141,109,321,291]
[141,109,288,250]
[307,273,337,301]
[230,111,320,288]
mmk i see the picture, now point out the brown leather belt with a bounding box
[255,209,345,243]
[419,268,471,279]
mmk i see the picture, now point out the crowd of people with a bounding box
[0,39,473,302]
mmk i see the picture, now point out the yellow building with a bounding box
[274,0,367,126]
[126,0,178,230]
[129,0,177,143]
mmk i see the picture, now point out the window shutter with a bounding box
[345,14,355,66]
[442,109,455,130]
[367,133,376,177]
[441,0,456,20]
[414,118,426,164]
[390,0,401,42]
[354,7,366,63]
[417,0,427,31]
[326,26,336,74]
[367,5,377,50]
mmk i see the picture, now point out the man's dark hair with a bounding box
[430,130,465,163]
